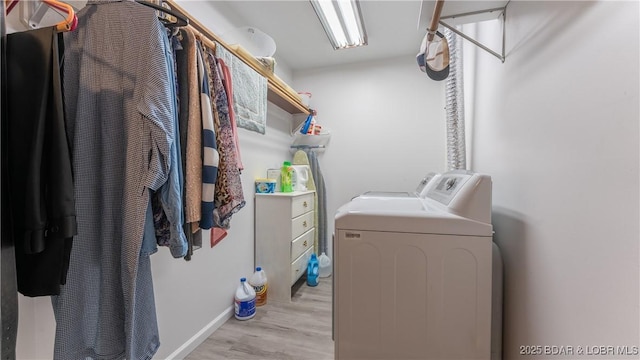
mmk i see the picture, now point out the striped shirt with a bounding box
[196,43,219,230]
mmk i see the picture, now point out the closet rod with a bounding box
[427,0,444,41]
[191,27,216,52]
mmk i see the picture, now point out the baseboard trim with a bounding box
[166,306,234,359]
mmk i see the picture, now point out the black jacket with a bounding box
[6,26,76,296]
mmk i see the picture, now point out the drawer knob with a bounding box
[303,221,307,227]
[303,240,307,247]
[303,201,308,207]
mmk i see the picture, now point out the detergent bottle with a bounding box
[307,253,319,287]
[281,161,293,193]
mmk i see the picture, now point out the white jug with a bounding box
[318,252,332,278]
[291,165,310,191]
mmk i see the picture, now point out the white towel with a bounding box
[216,45,267,134]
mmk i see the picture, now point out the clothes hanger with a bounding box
[135,0,188,28]
[43,0,76,32]
[5,0,76,32]
[5,0,18,14]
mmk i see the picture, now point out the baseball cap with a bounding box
[416,30,449,81]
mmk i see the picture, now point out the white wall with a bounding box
[293,56,447,256]
[470,1,639,359]
[14,1,295,359]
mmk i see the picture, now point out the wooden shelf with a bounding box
[267,83,309,114]
[166,0,311,115]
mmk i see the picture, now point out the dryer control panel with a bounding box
[426,171,492,224]
[427,172,473,205]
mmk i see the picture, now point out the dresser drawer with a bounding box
[255,190,316,303]
[291,193,314,218]
[291,246,314,286]
[291,228,314,263]
[291,211,314,239]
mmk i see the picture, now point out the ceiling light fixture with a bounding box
[310,0,367,50]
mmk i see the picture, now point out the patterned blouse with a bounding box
[202,47,246,230]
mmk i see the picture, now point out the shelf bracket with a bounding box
[438,7,506,63]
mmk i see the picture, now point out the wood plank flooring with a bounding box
[185,276,334,360]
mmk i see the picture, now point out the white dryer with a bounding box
[334,171,502,360]
[357,172,441,199]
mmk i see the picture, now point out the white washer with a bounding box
[334,171,502,360]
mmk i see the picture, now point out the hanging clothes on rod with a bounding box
[195,41,219,233]
[147,3,247,250]
[200,44,246,245]
[175,27,204,261]
[149,18,188,259]
[150,64,188,256]
[217,58,244,171]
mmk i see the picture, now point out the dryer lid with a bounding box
[335,197,492,236]
[335,171,492,236]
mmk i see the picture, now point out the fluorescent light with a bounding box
[336,0,360,44]
[317,0,348,48]
[310,0,367,50]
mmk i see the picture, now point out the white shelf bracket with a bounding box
[439,7,507,63]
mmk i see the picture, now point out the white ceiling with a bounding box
[218,0,427,72]
[16,0,506,73]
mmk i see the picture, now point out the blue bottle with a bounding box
[300,114,314,134]
[307,253,319,287]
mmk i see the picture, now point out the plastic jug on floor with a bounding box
[318,252,332,278]
[234,278,256,320]
[249,267,268,306]
[307,253,319,287]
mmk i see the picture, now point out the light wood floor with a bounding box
[186,276,334,360]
